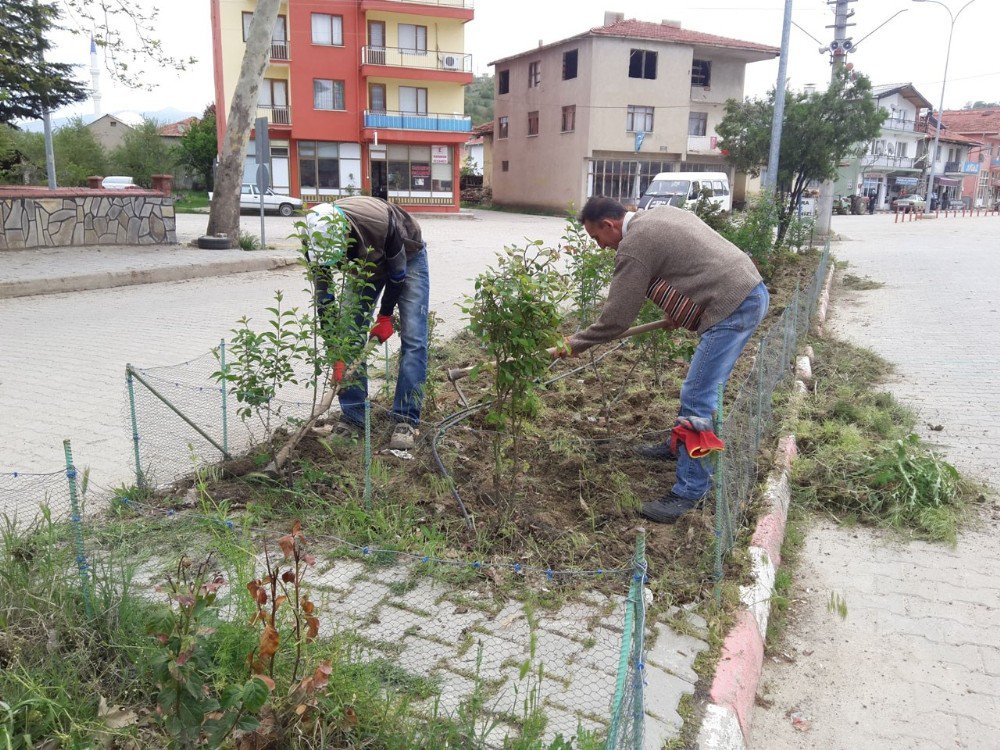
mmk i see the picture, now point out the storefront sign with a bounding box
[894,176,919,186]
[431,146,449,164]
[370,144,387,161]
[963,161,980,173]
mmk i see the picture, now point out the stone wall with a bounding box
[0,188,176,250]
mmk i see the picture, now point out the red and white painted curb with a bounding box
[695,266,834,750]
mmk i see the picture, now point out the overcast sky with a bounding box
[45,0,1000,122]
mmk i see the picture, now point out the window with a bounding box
[589,159,679,200]
[498,70,510,95]
[691,59,712,87]
[561,105,576,133]
[311,14,343,46]
[498,116,509,139]
[629,49,657,79]
[688,112,708,137]
[528,61,540,88]
[243,13,287,42]
[399,24,427,55]
[399,86,428,115]
[387,144,452,194]
[501,160,509,172]
[313,79,345,110]
[897,142,908,158]
[626,105,654,133]
[299,142,341,189]
[369,84,386,113]
[562,49,578,80]
[528,111,539,136]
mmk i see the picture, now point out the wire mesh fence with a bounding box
[713,240,831,582]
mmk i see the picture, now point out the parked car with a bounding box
[637,172,732,212]
[101,175,137,190]
[891,194,926,212]
[208,183,303,217]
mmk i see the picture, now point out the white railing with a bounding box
[270,39,290,60]
[257,105,291,126]
[687,135,721,153]
[361,46,472,73]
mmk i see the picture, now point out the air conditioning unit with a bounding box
[439,53,462,71]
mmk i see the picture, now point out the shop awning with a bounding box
[935,177,961,187]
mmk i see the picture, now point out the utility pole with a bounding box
[764,0,795,192]
[815,0,856,234]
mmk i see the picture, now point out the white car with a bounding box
[209,183,303,217]
[101,175,137,190]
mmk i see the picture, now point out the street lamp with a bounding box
[912,0,979,210]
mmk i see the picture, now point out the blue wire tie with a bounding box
[514,563,522,574]
[637,661,645,671]
[421,556,430,563]
[546,569,554,580]
[166,509,175,517]
[67,468,77,480]
[597,569,604,576]
[12,472,17,478]
[226,520,234,530]
[362,546,370,555]
[472,561,482,570]
[633,573,643,582]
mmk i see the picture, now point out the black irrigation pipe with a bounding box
[431,342,634,533]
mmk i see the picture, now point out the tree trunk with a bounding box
[206,0,281,246]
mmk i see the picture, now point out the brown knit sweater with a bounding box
[567,206,762,355]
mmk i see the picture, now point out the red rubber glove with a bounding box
[331,360,346,384]
[370,314,394,343]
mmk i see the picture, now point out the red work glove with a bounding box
[370,314,394,343]
[548,337,573,359]
[330,360,346,384]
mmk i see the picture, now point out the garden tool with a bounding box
[268,336,382,472]
[444,318,676,386]
[670,416,725,459]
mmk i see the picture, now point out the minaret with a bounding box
[90,36,101,116]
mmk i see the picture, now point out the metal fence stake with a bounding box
[63,439,92,617]
[220,339,229,454]
[607,533,641,749]
[713,383,726,603]
[364,397,373,509]
[126,367,145,488]
[630,529,648,749]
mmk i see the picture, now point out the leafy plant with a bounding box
[238,230,262,251]
[463,241,568,489]
[561,211,614,326]
[719,193,779,276]
[149,555,271,749]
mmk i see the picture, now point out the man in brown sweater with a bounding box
[557,196,769,523]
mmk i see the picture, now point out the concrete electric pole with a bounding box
[815,0,856,235]
[764,0,795,192]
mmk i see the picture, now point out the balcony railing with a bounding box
[866,154,916,169]
[944,160,962,173]
[257,105,291,126]
[270,39,290,61]
[369,0,473,7]
[364,109,471,132]
[361,46,472,73]
[882,115,916,132]
[687,135,721,153]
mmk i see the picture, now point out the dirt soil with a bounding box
[159,248,824,597]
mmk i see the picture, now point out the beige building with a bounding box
[86,114,135,152]
[489,15,778,212]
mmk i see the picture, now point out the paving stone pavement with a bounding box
[0,209,567,500]
[749,214,1000,748]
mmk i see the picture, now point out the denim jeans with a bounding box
[672,281,769,501]
[339,248,430,426]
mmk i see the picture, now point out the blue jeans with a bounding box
[339,248,430,426]
[672,282,769,501]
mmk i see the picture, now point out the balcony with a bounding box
[866,154,916,170]
[882,115,916,132]
[360,0,474,21]
[270,39,290,61]
[944,160,962,173]
[364,110,471,132]
[361,46,472,74]
[257,105,291,127]
[687,135,721,154]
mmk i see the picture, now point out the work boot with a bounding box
[635,441,676,461]
[639,493,703,524]
[389,422,418,451]
[332,418,362,441]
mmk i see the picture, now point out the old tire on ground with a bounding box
[197,234,232,250]
[278,203,294,217]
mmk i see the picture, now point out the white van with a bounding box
[637,172,732,212]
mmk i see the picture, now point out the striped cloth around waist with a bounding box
[646,277,705,331]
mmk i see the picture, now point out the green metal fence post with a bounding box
[630,529,648,749]
[607,534,642,749]
[126,366,145,488]
[63,439,93,617]
[384,340,391,397]
[364,397,373,509]
[755,337,767,449]
[713,382,726,604]
[220,339,229,454]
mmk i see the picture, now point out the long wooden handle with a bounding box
[270,337,381,471]
[445,318,675,383]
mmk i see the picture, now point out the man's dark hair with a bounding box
[579,196,627,224]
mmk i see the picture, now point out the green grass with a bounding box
[173,190,210,213]
[791,338,981,542]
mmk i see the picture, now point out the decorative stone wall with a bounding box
[0,188,176,250]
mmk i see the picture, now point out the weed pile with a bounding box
[791,338,980,542]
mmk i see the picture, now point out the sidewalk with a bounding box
[749,214,1000,749]
[0,244,300,299]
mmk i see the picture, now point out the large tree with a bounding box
[206,0,281,247]
[717,69,885,243]
[53,117,106,186]
[0,0,89,124]
[110,119,176,188]
[178,105,218,190]
[464,74,494,126]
